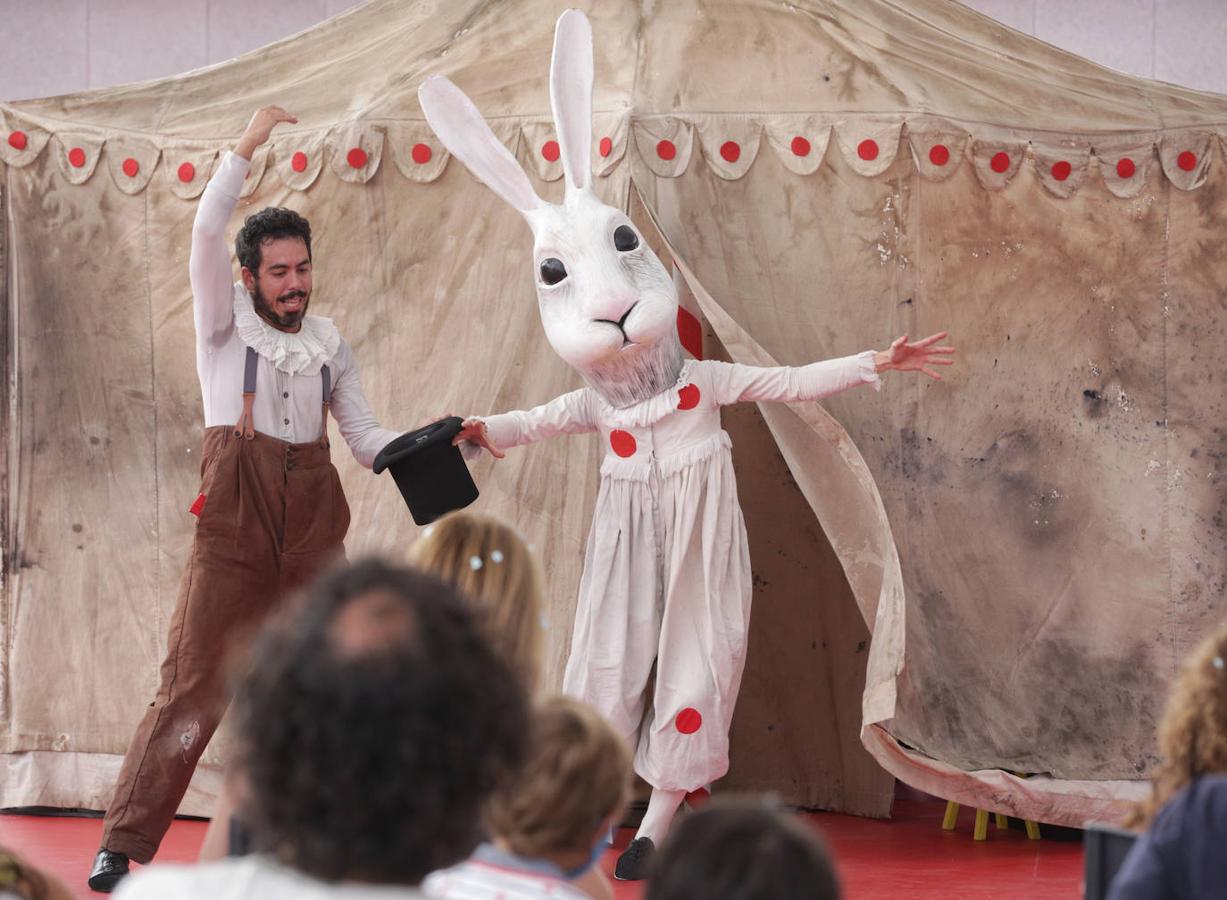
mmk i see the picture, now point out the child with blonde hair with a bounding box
[424,696,630,899]
[407,511,544,690]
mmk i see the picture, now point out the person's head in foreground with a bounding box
[232,557,530,885]
[1130,621,1227,828]
[407,511,545,690]
[645,797,841,900]
[425,696,629,893]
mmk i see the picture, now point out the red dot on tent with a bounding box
[929,144,950,166]
[68,147,87,168]
[990,151,1010,173]
[720,141,740,163]
[599,136,613,158]
[411,143,432,164]
[1116,157,1136,179]
[1177,150,1197,171]
[291,151,308,173]
[675,707,702,734]
[858,139,879,161]
[657,139,677,161]
[122,157,140,178]
[678,384,701,410]
[177,162,196,183]
[542,140,560,162]
[791,136,811,157]
[8,131,27,151]
[1051,160,1072,182]
[610,430,637,458]
[347,147,368,169]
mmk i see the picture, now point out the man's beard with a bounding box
[251,281,309,331]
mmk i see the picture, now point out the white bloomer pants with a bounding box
[562,437,752,792]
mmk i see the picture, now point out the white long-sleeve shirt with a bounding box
[189,151,398,468]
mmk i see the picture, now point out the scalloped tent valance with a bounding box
[4,108,1227,197]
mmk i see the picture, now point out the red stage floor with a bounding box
[0,796,1083,898]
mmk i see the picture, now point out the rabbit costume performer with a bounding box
[420,10,953,864]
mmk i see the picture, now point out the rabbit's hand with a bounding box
[454,417,506,460]
[875,332,956,381]
[235,106,298,161]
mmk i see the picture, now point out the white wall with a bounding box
[1,0,1227,102]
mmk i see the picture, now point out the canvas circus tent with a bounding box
[3,0,1225,825]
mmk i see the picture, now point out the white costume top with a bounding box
[423,843,590,899]
[475,352,880,791]
[480,353,880,472]
[190,151,398,466]
[114,856,426,899]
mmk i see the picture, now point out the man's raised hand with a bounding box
[235,106,298,161]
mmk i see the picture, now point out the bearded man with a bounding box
[88,106,400,892]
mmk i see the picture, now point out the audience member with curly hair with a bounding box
[116,558,529,898]
[644,797,841,900]
[1108,622,1227,899]
[424,696,629,900]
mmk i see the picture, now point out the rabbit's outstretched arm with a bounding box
[708,352,882,406]
[461,388,597,458]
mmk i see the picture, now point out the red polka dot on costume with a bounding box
[790,136,811,157]
[411,143,432,164]
[1177,150,1197,172]
[929,144,950,166]
[542,140,560,162]
[68,147,87,168]
[675,708,702,734]
[291,151,308,173]
[610,430,637,458]
[857,139,879,161]
[656,139,677,161]
[347,147,368,169]
[719,141,740,163]
[1116,157,1136,179]
[990,151,1010,174]
[8,131,27,151]
[122,157,140,178]
[599,136,613,158]
[177,162,196,183]
[678,384,700,410]
[1051,160,1072,182]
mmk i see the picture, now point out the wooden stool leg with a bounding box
[942,801,960,831]
[1025,819,1041,840]
[995,813,1008,829]
[973,809,989,841]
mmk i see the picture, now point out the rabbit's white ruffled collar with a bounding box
[232,283,340,376]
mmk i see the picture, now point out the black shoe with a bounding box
[614,836,655,881]
[87,849,130,893]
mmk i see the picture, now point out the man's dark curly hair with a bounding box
[231,558,529,885]
[235,207,312,274]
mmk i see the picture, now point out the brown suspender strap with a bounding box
[233,346,259,440]
[318,364,332,448]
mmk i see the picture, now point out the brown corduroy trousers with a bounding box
[100,425,350,862]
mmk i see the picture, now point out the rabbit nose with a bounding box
[591,298,637,328]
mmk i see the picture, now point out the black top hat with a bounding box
[373,416,479,526]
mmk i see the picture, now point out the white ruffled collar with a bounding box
[598,359,697,429]
[232,283,340,376]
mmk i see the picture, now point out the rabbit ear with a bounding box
[549,9,593,193]
[418,75,543,214]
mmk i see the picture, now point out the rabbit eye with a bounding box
[613,225,639,252]
[539,258,568,286]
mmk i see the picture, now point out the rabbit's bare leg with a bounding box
[636,787,686,842]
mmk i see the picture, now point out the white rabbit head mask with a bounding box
[419,9,682,409]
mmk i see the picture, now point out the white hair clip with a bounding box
[421,525,435,539]
[491,549,505,564]
[1213,656,1224,670]
[539,614,550,630]
[470,555,483,571]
